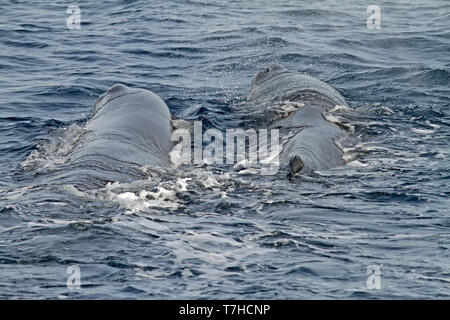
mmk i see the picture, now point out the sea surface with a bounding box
[0,0,449,299]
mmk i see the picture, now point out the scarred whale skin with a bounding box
[66,84,173,188]
[248,64,349,179]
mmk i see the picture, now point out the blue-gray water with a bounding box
[0,0,449,299]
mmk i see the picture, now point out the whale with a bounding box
[64,84,173,189]
[247,64,349,179]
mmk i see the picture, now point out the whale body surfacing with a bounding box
[247,64,350,179]
[67,84,173,188]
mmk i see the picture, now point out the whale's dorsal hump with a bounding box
[251,64,287,90]
[94,84,131,114]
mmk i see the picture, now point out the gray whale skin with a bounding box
[67,84,173,188]
[248,64,349,179]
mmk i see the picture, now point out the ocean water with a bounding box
[0,0,449,299]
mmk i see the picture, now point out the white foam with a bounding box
[176,178,191,192]
[199,173,220,189]
[236,168,260,175]
[280,100,304,113]
[20,123,86,171]
[347,160,368,167]
[112,185,180,213]
[168,142,186,167]
[63,176,189,213]
[426,120,440,130]
[323,113,355,134]
[84,167,236,213]
[271,100,305,120]
[331,104,353,112]
[412,127,435,135]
